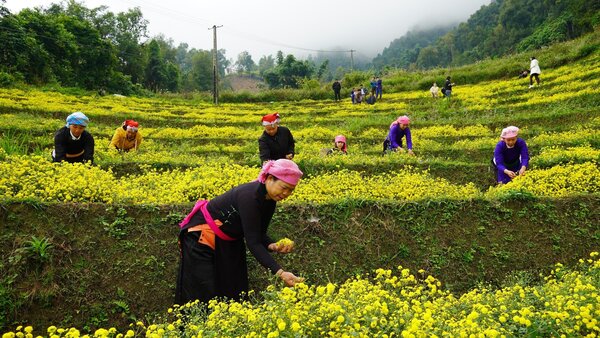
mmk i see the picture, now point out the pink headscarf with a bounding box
[390,115,410,128]
[334,134,347,153]
[257,159,303,186]
[500,126,519,139]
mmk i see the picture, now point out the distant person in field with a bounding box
[258,113,295,164]
[109,119,142,152]
[52,112,94,164]
[443,76,455,98]
[332,80,342,101]
[365,94,376,105]
[350,88,356,104]
[518,69,529,79]
[383,115,414,156]
[529,57,541,88]
[370,77,377,96]
[326,135,348,155]
[492,126,529,184]
[354,87,363,104]
[175,159,304,306]
[376,77,383,99]
[360,85,368,97]
[430,82,440,98]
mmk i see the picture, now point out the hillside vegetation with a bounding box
[0,30,599,336]
[373,0,600,69]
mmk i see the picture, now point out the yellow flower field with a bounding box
[3,252,599,337]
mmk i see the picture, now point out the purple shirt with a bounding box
[494,138,529,172]
[388,124,412,150]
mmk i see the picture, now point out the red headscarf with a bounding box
[262,113,281,126]
[123,120,139,131]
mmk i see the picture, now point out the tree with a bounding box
[317,59,329,80]
[113,7,147,84]
[145,40,165,92]
[0,0,10,17]
[258,55,275,76]
[187,50,212,91]
[235,51,255,73]
[263,52,314,89]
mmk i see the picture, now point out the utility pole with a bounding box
[349,49,355,71]
[209,25,223,105]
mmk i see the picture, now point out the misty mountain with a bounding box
[372,25,455,70]
[374,0,600,70]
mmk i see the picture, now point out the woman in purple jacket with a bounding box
[492,126,529,184]
[383,115,414,155]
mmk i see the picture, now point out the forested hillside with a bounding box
[0,0,229,95]
[372,26,453,70]
[374,0,600,69]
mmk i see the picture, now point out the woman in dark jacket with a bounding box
[52,112,94,164]
[175,159,304,305]
[258,113,296,164]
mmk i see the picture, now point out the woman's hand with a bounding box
[504,169,517,179]
[407,149,415,156]
[519,166,527,176]
[269,238,294,253]
[276,269,304,287]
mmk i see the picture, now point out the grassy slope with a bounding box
[0,30,599,331]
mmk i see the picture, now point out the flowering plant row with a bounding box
[0,154,597,204]
[3,252,599,337]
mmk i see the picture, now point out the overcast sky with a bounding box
[7,0,491,61]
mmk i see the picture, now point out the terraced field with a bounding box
[0,37,599,337]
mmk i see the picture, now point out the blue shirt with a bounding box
[493,138,529,172]
[388,124,412,150]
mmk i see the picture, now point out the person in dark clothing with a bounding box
[52,112,94,164]
[175,159,304,305]
[444,76,454,98]
[258,113,295,164]
[332,80,342,101]
[518,69,529,79]
[376,77,383,99]
[365,94,376,105]
[370,77,377,96]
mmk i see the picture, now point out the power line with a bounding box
[2,4,358,62]
[112,0,355,55]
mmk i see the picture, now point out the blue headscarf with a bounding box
[65,112,89,127]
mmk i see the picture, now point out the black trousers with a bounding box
[530,73,540,85]
[334,90,341,101]
[175,231,216,305]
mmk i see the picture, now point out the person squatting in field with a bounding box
[52,112,95,164]
[383,115,415,156]
[492,126,530,184]
[258,113,296,164]
[175,159,304,305]
[326,134,348,155]
[109,119,143,152]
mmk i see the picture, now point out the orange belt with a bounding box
[65,150,85,158]
[187,219,224,250]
